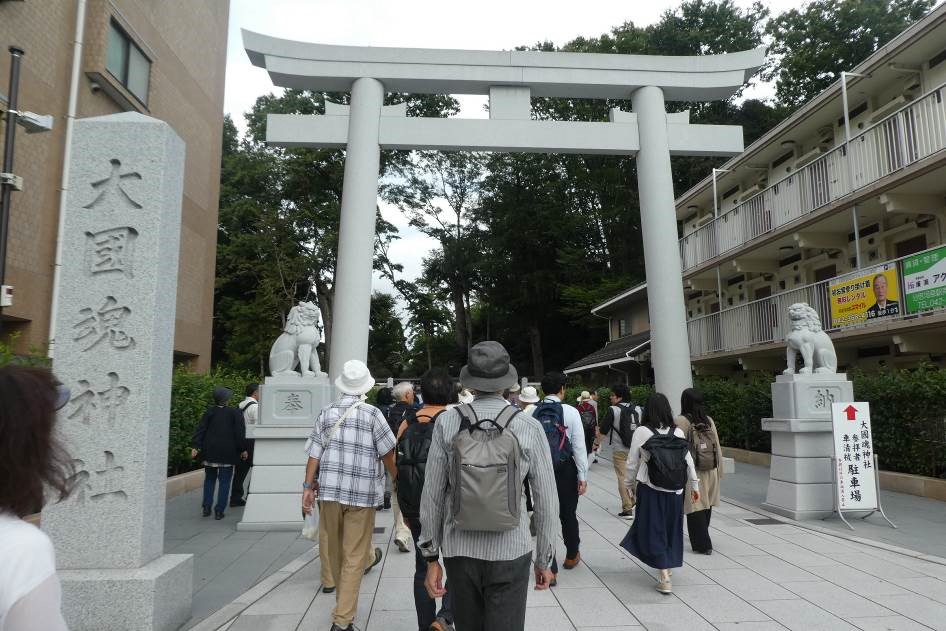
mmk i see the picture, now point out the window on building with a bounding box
[895,234,927,258]
[617,319,628,337]
[814,265,837,283]
[106,21,151,105]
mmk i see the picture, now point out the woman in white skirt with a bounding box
[620,392,699,595]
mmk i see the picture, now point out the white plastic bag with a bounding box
[301,506,319,541]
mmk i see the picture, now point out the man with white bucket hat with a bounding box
[303,360,397,631]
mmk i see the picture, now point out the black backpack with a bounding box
[643,428,690,490]
[614,403,640,448]
[533,400,573,470]
[396,411,443,519]
[385,403,413,436]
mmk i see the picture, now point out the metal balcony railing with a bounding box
[687,245,946,358]
[680,82,946,272]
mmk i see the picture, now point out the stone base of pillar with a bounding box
[238,427,311,531]
[761,374,853,520]
[259,375,333,427]
[60,553,192,631]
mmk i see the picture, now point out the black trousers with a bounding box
[230,439,254,501]
[444,553,531,631]
[406,517,452,630]
[550,460,580,574]
[686,507,713,552]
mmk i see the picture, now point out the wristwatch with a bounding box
[302,481,315,490]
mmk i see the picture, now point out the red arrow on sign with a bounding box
[843,405,858,421]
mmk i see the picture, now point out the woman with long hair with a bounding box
[677,388,723,555]
[0,366,73,630]
[621,392,699,595]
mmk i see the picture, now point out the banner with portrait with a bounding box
[829,263,901,329]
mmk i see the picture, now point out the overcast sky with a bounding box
[222,0,803,305]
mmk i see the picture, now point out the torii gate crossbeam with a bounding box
[244,30,765,406]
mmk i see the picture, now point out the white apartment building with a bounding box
[568,4,946,380]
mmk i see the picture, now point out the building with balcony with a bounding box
[569,4,946,381]
[0,1,229,370]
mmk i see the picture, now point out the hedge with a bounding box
[565,364,946,479]
[168,366,259,475]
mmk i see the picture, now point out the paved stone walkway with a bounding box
[186,453,946,631]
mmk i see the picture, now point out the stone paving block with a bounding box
[361,567,383,593]
[780,581,894,618]
[297,591,372,629]
[714,623,789,631]
[806,565,912,597]
[364,611,419,631]
[885,577,946,605]
[626,602,716,630]
[765,543,842,567]
[525,606,581,631]
[736,555,821,582]
[553,587,640,627]
[666,565,715,586]
[680,549,743,570]
[549,560,606,589]
[723,526,785,546]
[578,627,643,631]
[596,571,682,606]
[753,599,860,631]
[702,568,796,601]
[227,613,303,631]
[871,593,946,630]
[709,532,769,557]
[242,580,317,615]
[850,616,936,630]
[233,571,292,605]
[672,584,772,623]
[372,577,418,611]
[380,547,416,578]
[528,584,560,607]
[579,548,638,574]
[826,553,926,579]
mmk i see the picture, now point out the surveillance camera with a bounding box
[16,110,54,134]
[90,81,102,94]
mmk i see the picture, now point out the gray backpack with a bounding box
[450,404,523,532]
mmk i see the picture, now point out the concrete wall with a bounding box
[0,0,228,370]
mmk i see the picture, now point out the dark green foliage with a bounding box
[0,333,50,368]
[168,366,257,475]
[764,0,934,107]
[368,292,407,378]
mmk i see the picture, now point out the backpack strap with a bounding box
[457,404,478,433]
[239,400,258,412]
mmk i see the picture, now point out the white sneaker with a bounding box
[395,538,410,553]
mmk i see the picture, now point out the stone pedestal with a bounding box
[761,373,852,520]
[238,375,332,531]
[42,113,192,630]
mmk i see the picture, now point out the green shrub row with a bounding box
[168,366,259,475]
[565,364,946,479]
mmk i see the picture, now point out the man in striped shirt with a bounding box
[418,341,560,631]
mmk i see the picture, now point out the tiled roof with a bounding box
[564,330,650,373]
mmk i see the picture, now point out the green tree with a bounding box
[765,0,934,107]
[367,292,407,378]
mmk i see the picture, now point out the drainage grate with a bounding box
[744,518,784,526]
[373,527,386,534]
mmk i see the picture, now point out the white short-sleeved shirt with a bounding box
[0,512,57,628]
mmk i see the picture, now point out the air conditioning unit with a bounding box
[870,95,910,123]
[793,147,825,169]
[737,183,764,202]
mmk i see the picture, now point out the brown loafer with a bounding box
[563,553,581,570]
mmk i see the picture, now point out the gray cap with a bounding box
[213,386,233,405]
[460,341,519,392]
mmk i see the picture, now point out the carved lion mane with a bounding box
[784,302,837,375]
[284,301,321,336]
[269,301,326,378]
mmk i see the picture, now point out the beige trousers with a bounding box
[318,502,376,626]
[318,504,376,587]
[611,449,635,512]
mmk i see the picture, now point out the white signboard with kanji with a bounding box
[831,402,878,511]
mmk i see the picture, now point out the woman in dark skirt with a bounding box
[620,392,699,595]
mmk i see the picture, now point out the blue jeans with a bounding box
[202,466,233,513]
[406,517,452,630]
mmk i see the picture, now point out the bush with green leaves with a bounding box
[566,363,946,478]
[168,365,259,475]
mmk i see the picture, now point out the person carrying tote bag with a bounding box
[675,388,723,555]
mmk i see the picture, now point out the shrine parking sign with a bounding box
[831,402,878,511]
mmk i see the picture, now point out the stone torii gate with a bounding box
[244,30,764,403]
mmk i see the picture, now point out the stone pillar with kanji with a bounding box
[42,112,192,631]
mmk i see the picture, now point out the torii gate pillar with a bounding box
[633,86,693,401]
[332,78,384,377]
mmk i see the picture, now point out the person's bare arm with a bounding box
[381,449,397,479]
[302,456,320,514]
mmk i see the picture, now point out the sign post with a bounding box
[828,402,896,529]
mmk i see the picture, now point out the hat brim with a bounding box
[460,363,518,392]
[335,373,375,396]
[519,394,539,403]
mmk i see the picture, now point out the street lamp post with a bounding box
[841,70,869,270]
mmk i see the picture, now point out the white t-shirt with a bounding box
[0,512,61,630]
[239,397,259,439]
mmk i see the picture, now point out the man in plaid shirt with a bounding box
[303,360,397,631]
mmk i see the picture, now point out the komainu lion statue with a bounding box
[269,301,327,378]
[784,302,837,375]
